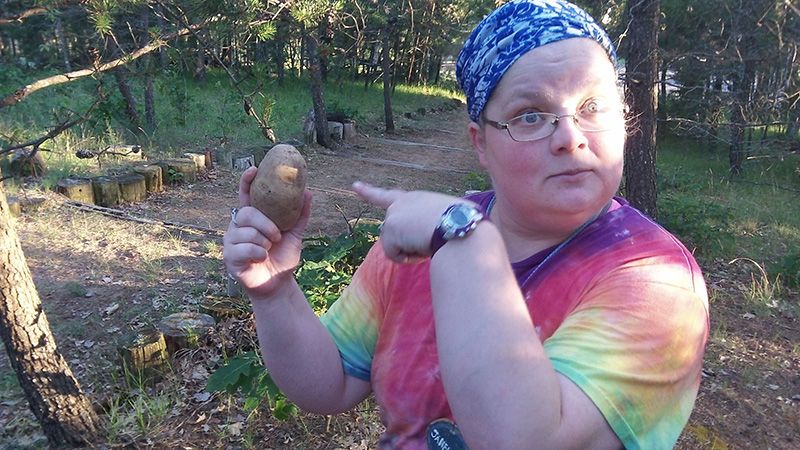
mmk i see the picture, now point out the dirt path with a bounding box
[1,104,798,449]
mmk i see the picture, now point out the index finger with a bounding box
[238,166,258,207]
[352,181,406,209]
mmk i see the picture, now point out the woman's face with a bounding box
[469,38,625,234]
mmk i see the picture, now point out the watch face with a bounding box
[442,204,482,239]
[449,207,471,227]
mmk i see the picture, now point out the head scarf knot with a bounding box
[456,0,617,122]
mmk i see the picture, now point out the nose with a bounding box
[549,113,588,153]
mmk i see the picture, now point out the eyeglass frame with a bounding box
[481,103,624,142]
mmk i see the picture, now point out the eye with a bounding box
[582,98,607,114]
[518,112,543,124]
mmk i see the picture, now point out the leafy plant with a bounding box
[296,223,379,315]
[166,167,184,183]
[463,170,490,192]
[206,351,297,420]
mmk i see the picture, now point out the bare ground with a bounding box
[1,104,798,449]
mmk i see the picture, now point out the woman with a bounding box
[223,1,709,448]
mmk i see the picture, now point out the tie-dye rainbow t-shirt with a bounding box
[320,194,709,450]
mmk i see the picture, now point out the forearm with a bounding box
[430,223,562,449]
[249,275,365,414]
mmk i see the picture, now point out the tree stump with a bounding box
[116,173,147,203]
[183,152,207,172]
[343,121,357,142]
[56,178,95,204]
[116,329,168,384]
[213,148,233,169]
[91,176,121,207]
[6,195,21,217]
[132,164,163,193]
[204,150,213,170]
[9,149,47,177]
[232,154,255,171]
[328,121,344,141]
[161,158,197,185]
[156,312,216,355]
[200,295,251,322]
[247,147,268,166]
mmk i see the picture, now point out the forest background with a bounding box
[0,0,799,448]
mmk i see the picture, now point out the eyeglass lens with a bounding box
[507,108,619,141]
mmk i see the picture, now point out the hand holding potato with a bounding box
[223,165,312,299]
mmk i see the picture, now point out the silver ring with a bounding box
[230,207,239,226]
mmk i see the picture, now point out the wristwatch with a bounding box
[429,203,485,255]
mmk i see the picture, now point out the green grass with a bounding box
[1,65,462,170]
[1,66,461,187]
[656,134,800,289]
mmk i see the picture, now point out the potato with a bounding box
[250,144,307,231]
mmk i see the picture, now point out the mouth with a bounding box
[551,168,592,178]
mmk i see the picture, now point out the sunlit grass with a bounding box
[658,135,800,257]
[2,67,463,179]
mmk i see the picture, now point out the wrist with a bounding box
[430,202,485,255]
[247,272,299,304]
[430,219,499,261]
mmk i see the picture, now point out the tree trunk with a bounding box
[623,0,660,218]
[274,19,287,85]
[195,42,206,83]
[54,16,71,72]
[729,60,755,175]
[307,35,332,148]
[382,27,395,133]
[113,68,142,132]
[141,9,155,131]
[144,71,156,132]
[157,4,168,67]
[729,107,745,175]
[0,169,101,446]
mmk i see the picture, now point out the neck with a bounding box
[488,196,611,263]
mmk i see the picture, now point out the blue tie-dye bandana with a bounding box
[456,0,617,122]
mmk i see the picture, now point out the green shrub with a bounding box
[773,249,800,288]
[463,171,490,192]
[296,223,379,315]
[657,192,735,257]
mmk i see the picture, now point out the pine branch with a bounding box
[0,0,87,26]
[0,17,214,110]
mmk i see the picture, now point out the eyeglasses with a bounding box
[483,99,623,142]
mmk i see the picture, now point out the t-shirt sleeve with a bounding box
[543,255,709,450]
[320,243,388,381]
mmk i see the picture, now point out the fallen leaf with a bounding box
[228,421,243,436]
[193,391,211,403]
[104,303,120,315]
[83,340,95,348]
[191,365,210,381]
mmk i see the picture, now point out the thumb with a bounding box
[352,181,406,209]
